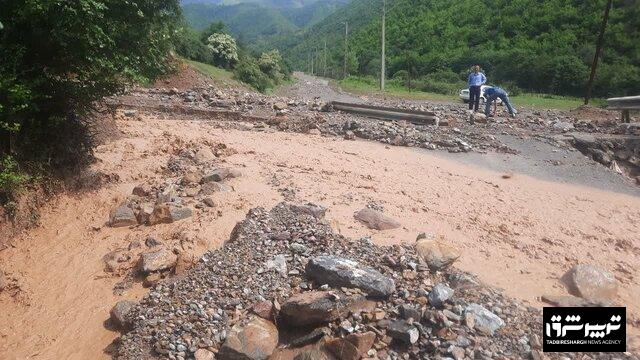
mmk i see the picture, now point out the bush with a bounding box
[207,33,239,69]
[234,58,273,92]
[259,50,285,82]
[0,155,28,202]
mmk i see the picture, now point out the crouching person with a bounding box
[484,86,517,118]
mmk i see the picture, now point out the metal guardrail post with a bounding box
[606,95,640,123]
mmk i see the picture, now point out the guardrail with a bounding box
[606,95,640,123]
[331,101,439,125]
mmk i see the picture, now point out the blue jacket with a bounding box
[484,86,506,98]
[468,72,486,87]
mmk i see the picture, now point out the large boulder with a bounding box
[280,291,351,327]
[109,204,138,227]
[353,208,400,230]
[139,248,177,273]
[219,317,279,360]
[110,300,136,330]
[416,238,461,271]
[305,256,395,298]
[464,304,504,335]
[562,264,618,301]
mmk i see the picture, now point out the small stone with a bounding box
[252,301,275,321]
[428,283,454,308]
[140,248,177,273]
[562,264,618,301]
[110,300,136,330]
[273,102,287,111]
[201,168,234,183]
[289,203,327,219]
[345,331,376,356]
[325,338,360,360]
[280,291,350,327]
[132,184,150,197]
[147,204,192,225]
[109,204,137,227]
[203,197,216,207]
[399,304,422,321]
[449,346,465,360]
[200,181,233,194]
[145,236,162,247]
[354,208,400,230]
[387,320,419,344]
[344,131,356,140]
[143,273,161,287]
[464,304,504,335]
[308,129,321,135]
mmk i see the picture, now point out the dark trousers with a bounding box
[469,85,481,111]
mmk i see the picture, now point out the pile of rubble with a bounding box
[112,202,621,360]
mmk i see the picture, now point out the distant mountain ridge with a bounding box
[181,0,348,49]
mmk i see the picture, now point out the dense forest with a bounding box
[275,0,640,98]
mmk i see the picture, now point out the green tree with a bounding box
[207,33,240,69]
[0,0,180,196]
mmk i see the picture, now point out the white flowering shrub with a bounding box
[206,33,239,68]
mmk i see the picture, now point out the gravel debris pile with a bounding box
[113,202,598,360]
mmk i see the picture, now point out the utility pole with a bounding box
[344,21,349,79]
[380,0,386,92]
[585,0,613,105]
[323,40,327,77]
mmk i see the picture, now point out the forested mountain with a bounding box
[182,0,347,48]
[273,0,640,97]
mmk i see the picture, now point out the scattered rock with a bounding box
[273,102,288,111]
[325,338,360,360]
[280,291,350,327]
[429,283,454,308]
[353,208,400,230]
[289,202,327,219]
[344,131,356,140]
[252,301,276,321]
[387,320,419,344]
[202,168,232,183]
[345,331,376,356]
[145,236,162,247]
[306,255,396,298]
[200,181,234,194]
[561,264,618,300]
[219,317,279,360]
[203,197,216,207]
[415,238,461,271]
[110,300,136,331]
[399,304,422,320]
[464,304,504,335]
[132,184,150,197]
[147,204,192,225]
[139,248,177,273]
[109,204,138,228]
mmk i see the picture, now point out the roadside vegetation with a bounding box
[0,0,181,207]
[175,21,291,92]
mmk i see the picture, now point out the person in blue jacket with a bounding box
[484,86,517,118]
[467,65,486,112]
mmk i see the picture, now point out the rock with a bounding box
[289,202,327,219]
[472,112,487,123]
[143,273,162,287]
[345,332,376,356]
[145,236,162,247]
[449,345,465,360]
[147,204,192,225]
[325,338,360,360]
[273,102,288,111]
[110,300,136,330]
[157,185,181,204]
[309,129,321,135]
[428,283,454,308]
[195,348,215,360]
[306,256,396,298]
[123,109,137,117]
[552,120,575,132]
[139,248,177,273]
[464,304,504,335]
[135,203,155,224]
[103,249,132,273]
[399,304,422,320]
[265,254,288,277]
[203,197,216,207]
[252,301,275,321]
[415,238,461,271]
[561,264,618,300]
[200,181,234,194]
[353,208,400,230]
[0,271,6,292]
[387,320,419,344]
[344,131,356,140]
[201,168,231,183]
[210,99,236,108]
[109,204,138,227]
[294,349,330,360]
[541,294,611,307]
[181,171,202,185]
[280,291,350,327]
[132,184,150,197]
[219,317,278,360]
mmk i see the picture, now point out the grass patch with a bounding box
[510,93,605,110]
[183,59,245,88]
[337,76,606,110]
[337,76,453,102]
